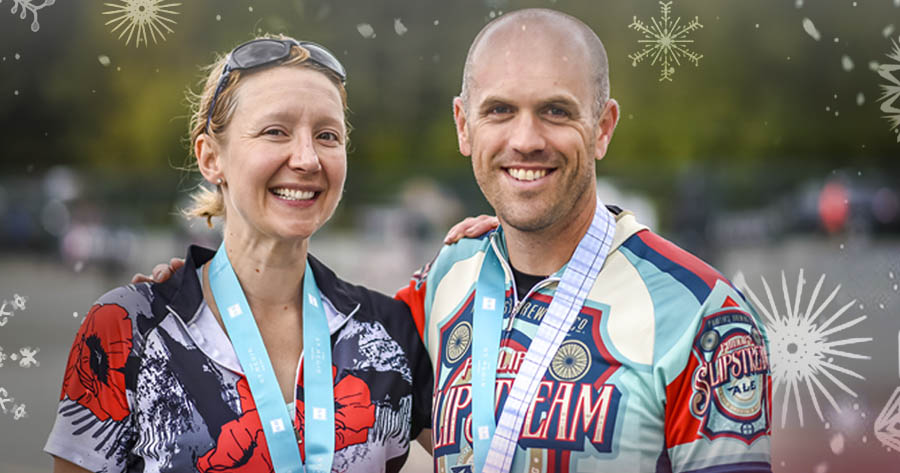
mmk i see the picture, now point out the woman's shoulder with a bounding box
[83,282,163,337]
[308,254,410,317]
[92,283,155,314]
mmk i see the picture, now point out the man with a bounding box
[396,8,773,473]
[143,8,772,473]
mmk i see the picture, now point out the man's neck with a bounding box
[502,198,598,276]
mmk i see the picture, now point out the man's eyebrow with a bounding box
[540,95,579,108]
[477,95,511,109]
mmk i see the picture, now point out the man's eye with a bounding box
[489,105,513,115]
[546,107,569,117]
[318,131,340,142]
[263,128,287,136]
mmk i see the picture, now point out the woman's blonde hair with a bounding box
[183,34,348,227]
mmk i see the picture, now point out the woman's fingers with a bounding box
[443,215,499,244]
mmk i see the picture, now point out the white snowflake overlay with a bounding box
[102,0,181,47]
[0,293,33,421]
[877,37,900,142]
[734,270,871,428]
[628,1,704,82]
[1,0,55,32]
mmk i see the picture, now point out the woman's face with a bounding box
[210,65,347,243]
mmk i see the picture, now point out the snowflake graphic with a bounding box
[877,37,900,142]
[1,0,55,32]
[0,346,39,368]
[102,0,181,47]
[0,294,36,421]
[734,270,871,428]
[0,387,27,421]
[0,294,26,327]
[628,1,704,82]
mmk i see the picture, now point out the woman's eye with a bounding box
[263,128,287,136]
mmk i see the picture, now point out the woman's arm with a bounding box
[416,428,434,454]
[54,457,93,473]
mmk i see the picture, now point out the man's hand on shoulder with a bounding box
[131,257,185,284]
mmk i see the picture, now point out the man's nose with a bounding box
[508,112,546,155]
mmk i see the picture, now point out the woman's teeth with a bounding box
[272,188,315,200]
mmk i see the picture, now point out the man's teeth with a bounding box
[272,188,315,200]
[508,168,547,182]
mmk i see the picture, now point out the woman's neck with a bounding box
[216,228,309,315]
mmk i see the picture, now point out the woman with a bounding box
[45,36,434,473]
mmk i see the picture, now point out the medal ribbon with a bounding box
[209,243,335,473]
[470,200,615,473]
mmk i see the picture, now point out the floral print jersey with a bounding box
[45,245,433,473]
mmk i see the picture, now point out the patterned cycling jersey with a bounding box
[397,209,773,473]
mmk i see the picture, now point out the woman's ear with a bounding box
[195,134,223,185]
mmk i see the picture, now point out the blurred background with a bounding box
[1,0,899,471]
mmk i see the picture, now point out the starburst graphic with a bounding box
[873,331,900,453]
[1,0,55,32]
[876,387,900,452]
[628,1,704,82]
[877,37,900,142]
[102,0,181,48]
[734,270,871,428]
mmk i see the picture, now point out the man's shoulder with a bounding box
[423,232,493,287]
[615,227,730,305]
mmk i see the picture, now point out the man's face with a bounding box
[454,28,617,234]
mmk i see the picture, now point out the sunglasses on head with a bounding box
[204,38,347,133]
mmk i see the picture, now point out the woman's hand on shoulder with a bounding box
[443,215,499,244]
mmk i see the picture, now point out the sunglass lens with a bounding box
[231,40,290,69]
[303,43,346,80]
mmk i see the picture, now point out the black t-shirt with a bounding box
[511,265,547,300]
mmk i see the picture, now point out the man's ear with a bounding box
[594,98,619,161]
[453,96,472,157]
[195,134,223,184]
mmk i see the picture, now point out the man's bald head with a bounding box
[460,8,610,118]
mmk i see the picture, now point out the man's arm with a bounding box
[132,216,499,285]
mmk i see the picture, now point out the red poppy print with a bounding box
[296,367,376,456]
[60,303,133,422]
[199,367,376,471]
[198,378,274,472]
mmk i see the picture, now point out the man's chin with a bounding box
[498,210,557,234]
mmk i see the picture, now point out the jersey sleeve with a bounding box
[44,286,141,472]
[395,259,432,343]
[657,281,773,473]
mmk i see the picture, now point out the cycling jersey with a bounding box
[397,208,772,473]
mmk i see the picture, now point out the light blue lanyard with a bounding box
[471,246,506,472]
[470,200,615,473]
[209,243,335,473]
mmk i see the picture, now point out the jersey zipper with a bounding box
[488,234,561,332]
